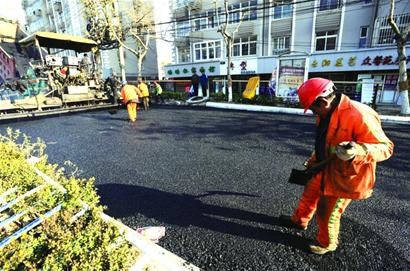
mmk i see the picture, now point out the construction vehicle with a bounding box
[0,32,115,120]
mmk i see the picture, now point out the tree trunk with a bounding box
[397,41,409,114]
[137,56,143,78]
[118,45,126,82]
[227,40,233,102]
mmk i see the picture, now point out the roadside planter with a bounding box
[0,129,198,271]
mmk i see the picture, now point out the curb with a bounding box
[205,102,410,125]
[100,213,200,271]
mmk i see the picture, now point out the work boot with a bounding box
[309,241,337,255]
[279,215,307,230]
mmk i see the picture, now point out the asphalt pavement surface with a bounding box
[1,106,409,271]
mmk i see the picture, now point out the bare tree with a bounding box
[217,0,246,102]
[114,0,154,78]
[81,0,124,80]
[81,0,154,79]
[388,0,410,115]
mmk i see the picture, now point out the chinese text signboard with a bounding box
[309,49,410,72]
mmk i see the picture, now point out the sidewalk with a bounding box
[205,102,410,125]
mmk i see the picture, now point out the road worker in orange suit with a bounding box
[281,78,393,254]
[138,78,150,111]
[121,81,141,122]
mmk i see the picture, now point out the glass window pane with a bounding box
[250,8,257,20]
[250,43,256,55]
[233,44,240,56]
[242,43,249,55]
[316,38,325,51]
[194,44,200,49]
[209,47,215,59]
[360,27,367,37]
[216,46,221,58]
[283,5,292,17]
[195,49,201,60]
[202,48,207,59]
[327,37,336,50]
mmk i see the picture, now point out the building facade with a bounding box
[165,0,410,104]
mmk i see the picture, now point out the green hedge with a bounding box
[0,129,138,270]
[156,91,189,101]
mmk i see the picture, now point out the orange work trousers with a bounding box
[126,102,137,122]
[291,172,351,248]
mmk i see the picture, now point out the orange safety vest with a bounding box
[316,94,394,199]
[121,84,139,104]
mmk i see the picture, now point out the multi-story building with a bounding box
[165,0,410,104]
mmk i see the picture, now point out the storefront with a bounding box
[307,47,410,104]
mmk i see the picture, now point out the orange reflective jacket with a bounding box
[121,84,139,104]
[316,94,393,199]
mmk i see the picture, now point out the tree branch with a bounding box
[387,0,401,36]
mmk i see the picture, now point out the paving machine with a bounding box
[0,32,112,118]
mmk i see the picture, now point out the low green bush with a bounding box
[160,91,189,101]
[0,129,138,270]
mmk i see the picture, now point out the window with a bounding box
[233,36,257,57]
[316,31,337,51]
[191,10,220,31]
[272,36,290,54]
[192,12,208,31]
[272,0,292,20]
[359,26,368,48]
[194,41,222,61]
[178,47,190,63]
[374,14,410,45]
[228,1,257,23]
[319,0,339,11]
[229,3,241,23]
[176,20,190,37]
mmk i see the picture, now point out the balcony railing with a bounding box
[372,13,410,46]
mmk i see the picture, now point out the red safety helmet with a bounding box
[297,78,334,113]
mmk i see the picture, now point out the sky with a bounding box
[0,0,26,25]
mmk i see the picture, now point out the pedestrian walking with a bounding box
[120,81,140,122]
[138,78,150,111]
[199,70,208,97]
[281,78,393,254]
[153,81,164,104]
[191,71,199,96]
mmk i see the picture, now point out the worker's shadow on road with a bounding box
[97,183,310,252]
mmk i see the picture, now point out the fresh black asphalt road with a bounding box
[1,106,409,270]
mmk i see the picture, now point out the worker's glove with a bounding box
[335,141,357,161]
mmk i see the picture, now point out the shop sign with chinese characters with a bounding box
[309,48,410,72]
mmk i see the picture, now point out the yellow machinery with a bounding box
[242,76,260,100]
